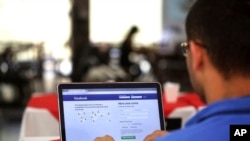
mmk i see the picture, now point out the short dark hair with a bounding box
[186,0,250,79]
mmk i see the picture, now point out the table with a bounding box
[19,92,205,141]
[22,136,60,141]
[19,93,60,141]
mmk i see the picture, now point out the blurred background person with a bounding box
[119,26,140,80]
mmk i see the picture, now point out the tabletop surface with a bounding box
[22,136,60,141]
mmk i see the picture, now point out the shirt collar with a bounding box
[186,96,250,126]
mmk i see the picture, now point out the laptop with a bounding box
[57,82,165,141]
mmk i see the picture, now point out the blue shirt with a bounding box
[156,96,250,141]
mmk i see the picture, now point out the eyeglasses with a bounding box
[179,42,189,57]
[179,41,206,56]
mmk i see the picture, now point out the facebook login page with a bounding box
[62,88,162,141]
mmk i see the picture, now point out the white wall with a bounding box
[90,0,163,46]
[0,0,71,59]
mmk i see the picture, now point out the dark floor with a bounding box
[0,108,24,141]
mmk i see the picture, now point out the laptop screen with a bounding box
[58,82,164,141]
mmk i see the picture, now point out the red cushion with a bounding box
[27,93,59,120]
[163,92,205,117]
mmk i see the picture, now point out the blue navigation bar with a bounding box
[63,94,157,101]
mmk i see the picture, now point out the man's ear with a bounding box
[189,41,205,71]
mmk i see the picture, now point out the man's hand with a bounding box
[143,130,168,141]
[94,135,114,141]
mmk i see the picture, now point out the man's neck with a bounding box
[205,74,250,104]
[224,76,250,98]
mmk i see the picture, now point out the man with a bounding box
[119,26,140,80]
[95,0,250,140]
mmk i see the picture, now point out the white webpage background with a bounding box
[63,100,161,141]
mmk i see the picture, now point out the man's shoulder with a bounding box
[157,114,250,141]
[156,123,228,141]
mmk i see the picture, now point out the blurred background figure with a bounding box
[0,46,14,64]
[0,43,40,106]
[119,26,140,80]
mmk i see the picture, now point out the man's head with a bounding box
[184,0,250,102]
